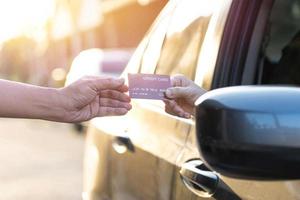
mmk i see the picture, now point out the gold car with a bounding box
[83,0,300,199]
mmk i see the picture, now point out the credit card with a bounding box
[128,73,171,100]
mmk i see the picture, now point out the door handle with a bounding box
[180,160,241,200]
[112,136,135,154]
[180,159,219,198]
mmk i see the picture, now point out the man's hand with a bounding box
[163,74,206,119]
[58,76,131,122]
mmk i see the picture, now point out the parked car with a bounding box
[83,0,300,199]
[66,48,134,85]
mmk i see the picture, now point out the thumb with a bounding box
[93,77,125,91]
[165,87,188,99]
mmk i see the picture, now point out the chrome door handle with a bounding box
[180,160,241,199]
[112,136,135,154]
[180,160,219,198]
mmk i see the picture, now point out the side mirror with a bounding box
[195,86,300,180]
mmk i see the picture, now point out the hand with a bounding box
[58,76,131,122]
[163,74,206,119]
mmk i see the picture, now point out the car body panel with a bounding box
[83,0,300,199]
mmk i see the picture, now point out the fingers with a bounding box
[171,74,191,87]
[163,99,191,119]
[117,84,129,92]
[98,92,132,117]
[86,76,127,91]
[165,87,188,99]
[99,98,132,110]
[98,107,129,117]
[167,74,206,104]
[100,90,131,102]
[165,74,192,99]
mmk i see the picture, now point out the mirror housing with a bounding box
[195,86,300,180]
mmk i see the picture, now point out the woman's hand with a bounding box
[163,74,206,119]
[58,76,131,122]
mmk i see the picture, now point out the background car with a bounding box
[83,0,300,199]
[66,48,134,85]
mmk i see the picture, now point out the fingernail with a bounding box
[121,108,128,114]
[126,104,132,110]
[126,96,131,102]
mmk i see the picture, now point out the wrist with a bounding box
[39,87,68,122]
[53,88,72,122]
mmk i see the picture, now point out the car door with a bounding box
[180,0,300,199]
[110,1,218,199]
[83,0,232,200]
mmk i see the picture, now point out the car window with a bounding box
[261,0,300,85]
[140,0,215,81]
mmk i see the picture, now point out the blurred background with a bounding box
[0,0,167,199]
[0,0,167,86]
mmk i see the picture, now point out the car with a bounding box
[82,0,300,199]
[66,48,134,85]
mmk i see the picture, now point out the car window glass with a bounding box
[140,0,215,80]
[261,0,300,85]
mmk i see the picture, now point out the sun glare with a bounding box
[0,0,55,44]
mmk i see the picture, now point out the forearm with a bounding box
[0,79,64,121]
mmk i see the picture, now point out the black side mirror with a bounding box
[195,86,300,180]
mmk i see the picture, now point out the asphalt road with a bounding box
[0,118,84,200]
